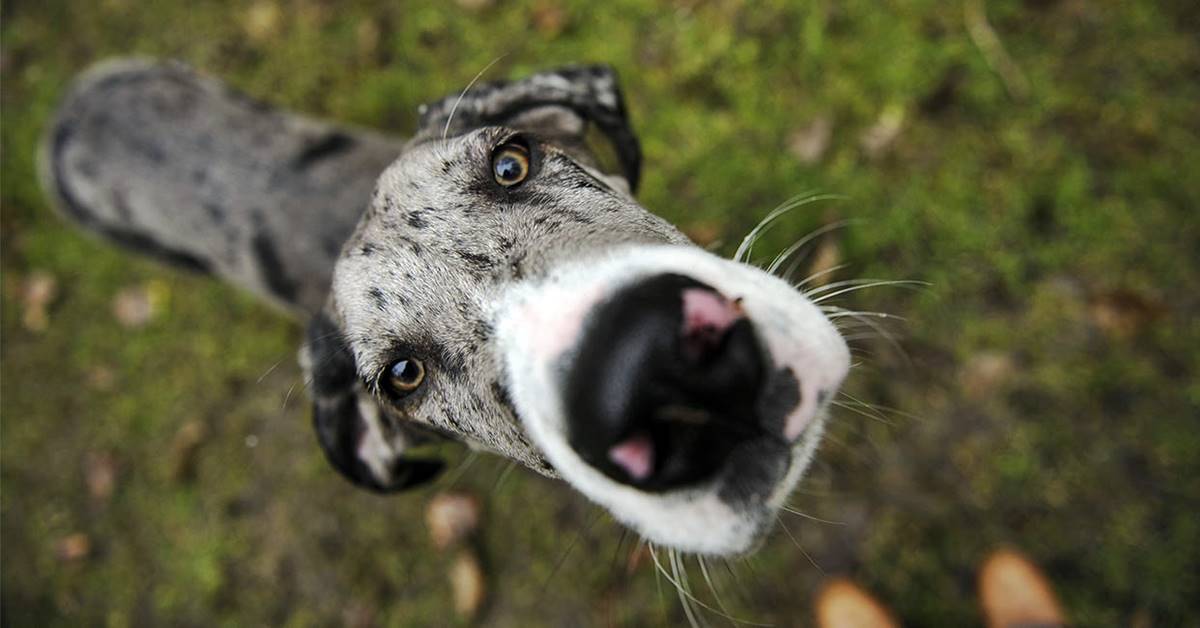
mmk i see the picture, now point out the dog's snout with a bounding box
[564,273,769,491]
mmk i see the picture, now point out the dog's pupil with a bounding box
[495,155,522,181]
[391,360,416,382]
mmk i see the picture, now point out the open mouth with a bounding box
[497,244,850,555]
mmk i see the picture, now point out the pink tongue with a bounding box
[608,433,654,481]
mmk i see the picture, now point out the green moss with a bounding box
[4,0,1198,625]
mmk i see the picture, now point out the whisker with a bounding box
[780,505,846,526]
[767,218,855,275]
[646,546,772,627]
[734,193,843,264]
[255,358,285,385]
[809,279,929,304]
[440,449,480,489]
[489,459,519,494]
[831,399,894,426]
[442,55,506,140]
[838,390,928,423]
[793,263,850,290]
[776,517,825,574]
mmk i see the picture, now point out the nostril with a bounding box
[680,288,744,361]
[608,431,655,482]
[564,273,770,491]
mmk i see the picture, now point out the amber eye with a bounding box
[383,358,425,397]
[492,142,530,187]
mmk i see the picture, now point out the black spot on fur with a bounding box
[367,287,388,311]
[429,342,467,382]
[201,202,226,223]
[491,380,517,417]
[252,231,299,303]
[305,313,358,396]
[756,367,803,436]
[397,236,422,256]
[406,210,428,229]
[441,160,453,174]
[457,249,496,273]
[359,243,377,256]
[292,132,356,170]
[96,226,212,274]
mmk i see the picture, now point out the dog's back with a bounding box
[41,59,402,315]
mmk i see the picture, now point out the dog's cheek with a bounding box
[304,312,444,493]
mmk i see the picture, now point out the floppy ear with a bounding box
[303,312,444,493]
[416,64,643,191]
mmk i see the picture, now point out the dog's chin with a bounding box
[496,244,849,556]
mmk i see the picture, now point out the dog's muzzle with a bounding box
[565,273,776,490]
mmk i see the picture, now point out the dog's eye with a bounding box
[383,358,425,397]
[492,142,530,187]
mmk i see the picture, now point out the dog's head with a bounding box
[302,67,850,555]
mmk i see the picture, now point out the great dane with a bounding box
[41,60,849,555]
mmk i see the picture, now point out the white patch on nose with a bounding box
[496,244,850,555]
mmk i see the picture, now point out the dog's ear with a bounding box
[416,65,643,192]
[302,312,444,493]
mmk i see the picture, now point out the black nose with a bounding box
[564,273,767,491]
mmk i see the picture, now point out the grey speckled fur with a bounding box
[41,59,686,492]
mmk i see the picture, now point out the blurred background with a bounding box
[2,1,1197,626]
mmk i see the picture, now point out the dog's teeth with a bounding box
[608,433,654,481]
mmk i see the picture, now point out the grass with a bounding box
[3,0,1198,625]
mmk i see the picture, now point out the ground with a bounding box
[2,1,1198,626]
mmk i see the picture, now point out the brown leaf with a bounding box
[959,351,1016,401]
[21,271,58,332]
[56,533,91,562]
[427,492,481,550]
[682,222,723,248]
[450,549,486,619]
[804,236,843,288]
[242,1,282,42]
[788,115,833,164]
[859,105,905,159]
[1088,289,1166,338]
[85,451,118,502]
[112,283,162,328]
[170,421,209,483]
[625,543,650,575]
[86,365,117,392]
[531,1,567,36]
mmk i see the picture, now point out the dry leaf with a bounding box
[682,222,722,248]
[804,236,843,288]
[21,271,58,332]
[427,492,481,550]
[85,451,118,501]
[960,352,1016,400]
[788,115,833,164]
[531,1,567,36]
[112,284,161,328]
[860,105,905,159]
[450,549,486,619]
[56,533,91,562]
[86,366,117,392]
[243,1,282,42]
[1088,289,1166,338]
[170,421,209,483]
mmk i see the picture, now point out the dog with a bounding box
[41,59,850,556]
